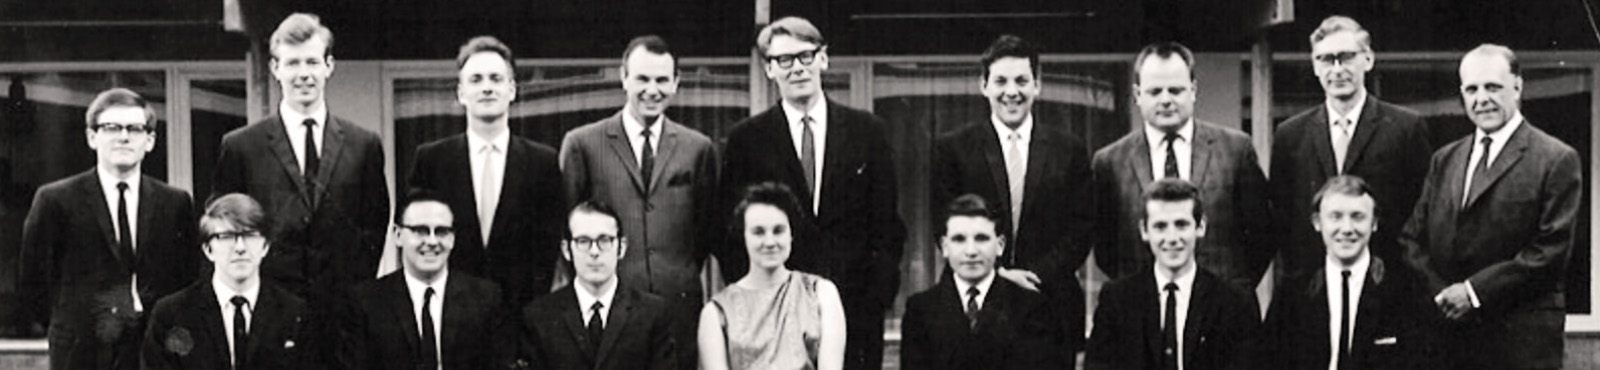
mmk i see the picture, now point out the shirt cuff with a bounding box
[1464,281,1482,308]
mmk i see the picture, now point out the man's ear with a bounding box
[617,237,628,259]
[560,242,573,262]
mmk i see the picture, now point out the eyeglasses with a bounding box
[207,231,265,245]
[1313,51,1365,66]
[765,47,823,68]
[400,224,456,239]
[93,123,154,136]
[569,235,619,252]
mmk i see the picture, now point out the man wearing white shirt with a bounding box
[1087,178,1258,370]
[338,194,514,370]
[143,194,308,370]
[20,88,198,370]
[1092,41,1272,293]
[1399,44,1581,370]
[406,36,564,311]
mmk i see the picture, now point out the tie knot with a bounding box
[801,116,815,126]
[1481,136,1494,146]
[302,118,316,128]
[1163,132,1180,143]
[230,296,248,307]
[966,286,980,297]
[642,128,653,138]
[1164,282,1179,292]
[117,181,129,192]
[1335,118,1351,128]
[591,301,604,312]
[424,287,436,300]
[480,143,498,154]
[1342,269,1352,278]
[1007,132,1022,142]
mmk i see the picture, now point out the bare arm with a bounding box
[816,278,847,370]
[697,303,730,370]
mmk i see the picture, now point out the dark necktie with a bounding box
[965,286,980,330]
[587,302,605,355]
[302,119,319,180]
[1163,282,1179,370]
[1339,270,1352,368]
[1466,137,1494,206]
[116,182,134,263]
[641,128,655,185]
[230,296,249,370]
[420,287,438,369]
[800,116,817,195]
[1163,132,1181,178]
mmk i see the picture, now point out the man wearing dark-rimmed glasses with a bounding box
[337,192,516,370]
[20,87,199,370]
[720,15,906,370]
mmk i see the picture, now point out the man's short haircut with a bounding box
[566,200,623,239]
[980,34,1040,80]
[84,88,157,129]
[1141,178,1205,221]
[269,13,334,58]
[201,193,273,239]
[1132,41,1196,84]
[937,194,1001,238]
[1311,175,1379,216]
[394,189,452,224]
[731,181,806,235]
[456,36,517,78]
[1465,43,1522,77]
[1309,15,1373,52]
[756,16,825,55]
[622,35,677,73]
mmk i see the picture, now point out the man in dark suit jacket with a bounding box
[338,195,516,370]
[19,88,199,370]
[405,36,564,310]
[1086,178,1258,370]
[1093,42,1272,292]
[143,194,308,370]
[212,13,389,300]
[1270,16,1432,277]
[1262,176,1437,370]
[931,35,1093,362]
[1400,45,1582,370]
[720,16,906,370]
[559,36,716,369]
[521,201,677,370]
[902,194,1065,370]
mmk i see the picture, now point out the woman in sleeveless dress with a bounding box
[699,182,847,370]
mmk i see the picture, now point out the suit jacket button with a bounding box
[302,217,311,224]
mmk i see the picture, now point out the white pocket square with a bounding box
[1374,337,1398,345]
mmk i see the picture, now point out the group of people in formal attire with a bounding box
[16,10,1582,370]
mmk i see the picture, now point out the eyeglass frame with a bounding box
[205,231,267,246]
[398,224,456,239]
[567,235,622,253]
[91,123,156,136]
[765,46,826,69]
[1311,50,1368,67]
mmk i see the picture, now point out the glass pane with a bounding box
[188,79,248,210]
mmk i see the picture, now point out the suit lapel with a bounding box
[648,120,683,194]
[1351,258,1388,359]
[314,118,349,205]
[818,102,854,222]
[766,108,813,214]
[265,117,314,207]
[1465,123,1530,209]
[1441,140,1472,215]
[603,115,648,195]
[1138,272,1163,365]
[559,288,597,365]
[976,127,1012,217]
[595,289,634,368]
[79,173,126,268]
[1020,131,1055,230]
[1183,273,1212,369]
[1126,130,1154,192]
[1190,123,1215,187]
[439,278,469,365]
[443,137,485,244]
[134,177,158,266]
[386,276,423,355]
[1307,110,1339,177]
[246,285,285,364]
[1304,268,1333,367]
[495,139,529,238]
[189,282,231,367]
[1341,100,1383,173]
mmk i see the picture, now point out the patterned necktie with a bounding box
[1163,282,1179,370]
[800,116,817,195]
[1163,132,1181,178]
[1332,118,1353,173]
[302,119,319,180]
[231,296,249,370]
[1005,132,1025,237]
[1466,137,1494,206]
[420,288,438,369]
[965,286,980,330]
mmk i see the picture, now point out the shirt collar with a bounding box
[1154,262,1197,293]
[1476,112,1524,144]
[404,269,449,300]
[1144,119,1195,148]
[279,99,328,128]
[782,93,828,128]
[622,110,666,137]
[575,278,619,312]
[97,166,141,194]
[466,128,511,153]
[212,275,261,310]
[990,114,1034,142]
[1325,91,1368,126]
[953,270,997,298]
[1327,250,1372,282]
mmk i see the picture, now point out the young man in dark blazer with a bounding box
[1269,16,1432,277]
[1086,178,1258,370]
[931,35,1093,363]
[521,201,678,370]
[1091,42,1272,293]
[1400,44,1582,370]
[404,36,564,311]
[902,194,1066,370]
[143,194,308,370]
[719,16,906,370]
[558,36,717,369]
[18,88,199,370]
[337,194,515,370]
[1262,176,1436,370]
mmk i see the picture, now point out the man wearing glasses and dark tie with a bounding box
[336,193,515,370]
[19,87,199,370]
[720,16,906,370]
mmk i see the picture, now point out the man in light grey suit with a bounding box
[1092,42,1273,292]
[557,35,717,370]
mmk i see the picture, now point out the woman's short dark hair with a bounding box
[730,181,806,235]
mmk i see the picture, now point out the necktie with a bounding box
[1466,137,1494,206]
[1005,132,1025,238]
[302,119,319,180]
[230,296,249,370]
[116,182,134,262]
[478,144,500,243]
[420,287,438,369]
[641,128,656,185]
[800,116,817,195]
[1332,118,1353,173]
[587,302,605,354]
[1163,282,1179,370]
[1339,270,1352,368]
[965,286,980,330]
[1163,132,1181,179]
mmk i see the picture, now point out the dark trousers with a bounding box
[843,301,887,370]
[49,311,145,370]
